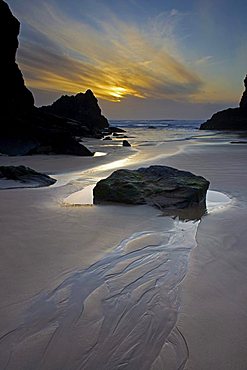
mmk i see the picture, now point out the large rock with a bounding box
[93,165,210,210]
[0,1,98,156]
[1,0,34,114]
[0,165,56,187]
[0,107,94,156]
[40,90,109,135]
[200,75,247,130]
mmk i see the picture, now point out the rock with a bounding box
[112,133,129,138]
[108,127,126,133]
[103,136,112,141]
[240,75,247,110]
[199,108,247,130]
[230,141,247,144]
[200,75,247,130]
[123,140,131,147]
[1,0,34,115]
[93,165,210,211]
[40,90,109,135]
[0,108,94,156]
[0,165,56,187]
[0,1,101,156]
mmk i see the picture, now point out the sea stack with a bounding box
[200,75,247,130]
[40,89,109,136]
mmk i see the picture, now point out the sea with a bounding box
[109,119,208,145]
[110,119,201,130]
[109,119,246,144]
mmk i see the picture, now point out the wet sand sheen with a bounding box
[0,131,246,370]
[0,193,230,370]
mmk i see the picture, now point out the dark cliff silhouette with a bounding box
[1,0,34,114]
[200,75,247,130]
[239,75,247,111]
[0,0,108,156]
[40,90,108,136]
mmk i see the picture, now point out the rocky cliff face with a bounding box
[1,0,34,115]
[0,0,110,156]
[40,90,109,133]
[200,75,247,130]
[239,75,247,111]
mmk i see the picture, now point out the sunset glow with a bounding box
[8,0,247,118]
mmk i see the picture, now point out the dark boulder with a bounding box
[200,75,247,130]
[123,140,131,147]
[103,136,112,141]
[0,165,56,187]
[93,165,209,211]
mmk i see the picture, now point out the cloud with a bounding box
[17,1,203,104]
[195,56,213,65]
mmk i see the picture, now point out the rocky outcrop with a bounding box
[200,75,247,130]
[93,165,209,211]
[0,0,99,156]
[0,165,56,187]
[40,90,109,135]
[1,0,34,114]
[240,75,247,111]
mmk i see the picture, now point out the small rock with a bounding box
[123,140,131,147]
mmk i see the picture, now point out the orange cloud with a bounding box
[18,3,203,103]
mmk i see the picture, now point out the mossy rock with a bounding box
[93,165,210,210]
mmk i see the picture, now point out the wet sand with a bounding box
[163,142,247,369]
[0,133,247,369]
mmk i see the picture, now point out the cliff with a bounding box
[200,75,247,130]
[0,0,34,115]
[0,0,108,156]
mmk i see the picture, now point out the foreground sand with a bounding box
[0,134,247,369]
[164,143,247,369]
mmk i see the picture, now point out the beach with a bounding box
[0,123,247,369]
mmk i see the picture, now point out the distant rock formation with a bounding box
[0,0,106,156]
[200,75,247,130]
[40,90,109,135]
[239,75,247,111]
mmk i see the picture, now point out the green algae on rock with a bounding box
[93,165,210,210]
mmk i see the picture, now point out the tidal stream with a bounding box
[0,192,231,370]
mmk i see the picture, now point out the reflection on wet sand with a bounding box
[0,220,196,370]
[0,192,231,370]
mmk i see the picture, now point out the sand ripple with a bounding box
[0,221,198,370]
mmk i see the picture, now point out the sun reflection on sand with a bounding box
[96,157,130,172]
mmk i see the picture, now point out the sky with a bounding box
[7,0,247,119]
